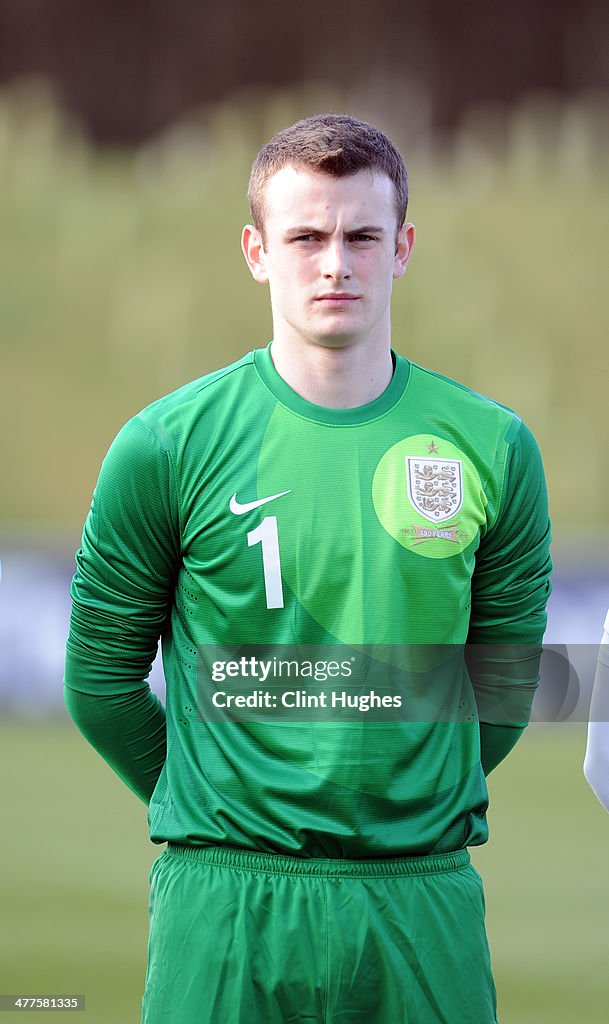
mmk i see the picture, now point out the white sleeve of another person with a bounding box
[584,610,609,813]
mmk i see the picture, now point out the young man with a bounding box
[64,114,552,1023]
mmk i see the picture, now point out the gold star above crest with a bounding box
[427,441,439,454]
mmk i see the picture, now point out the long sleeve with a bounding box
[64,415,181,800]
[467,420,552,773]
[64,685,167,803]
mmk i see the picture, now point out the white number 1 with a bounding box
[247,516,284,609]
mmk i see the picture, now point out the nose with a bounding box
[321,239,352,281]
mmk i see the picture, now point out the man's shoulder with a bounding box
[407,359,523,438]
[142,350,255,416]
[129,350,258,447]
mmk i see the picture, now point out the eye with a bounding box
[350,234,377,243]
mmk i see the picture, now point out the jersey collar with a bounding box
[254,343,410,425]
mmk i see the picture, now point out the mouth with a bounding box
[315,294,361,303]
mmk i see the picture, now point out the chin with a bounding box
[306,333,362,350]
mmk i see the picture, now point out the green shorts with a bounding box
[142,844,497,1024]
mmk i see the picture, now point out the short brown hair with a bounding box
[248,113,408,241]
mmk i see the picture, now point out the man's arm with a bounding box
[477,722,526,776]
[583,612,609,812]
[64,686,167,803]
[467,419,552,774]
[64,415,181,803]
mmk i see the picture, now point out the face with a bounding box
[242,165,415,352]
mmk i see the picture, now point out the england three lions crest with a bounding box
[406,457,463,523]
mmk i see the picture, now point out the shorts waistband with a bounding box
[166,843,470,878]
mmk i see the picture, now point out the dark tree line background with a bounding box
[0,0,607,145]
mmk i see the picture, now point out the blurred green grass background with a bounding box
[1,720,607,1023]
[0,84,607,536]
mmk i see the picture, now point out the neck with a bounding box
[269,335,394,409]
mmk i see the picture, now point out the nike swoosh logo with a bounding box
[229,489,292,515]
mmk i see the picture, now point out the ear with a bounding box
[241,225,269,284]
[393,222,416,280]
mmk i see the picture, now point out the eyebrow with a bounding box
[286,225,386,236]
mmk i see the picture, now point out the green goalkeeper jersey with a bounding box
[65,346,551,856]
